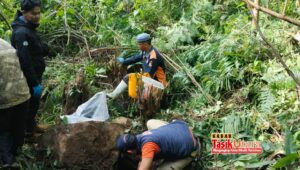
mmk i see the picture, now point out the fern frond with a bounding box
[258,88,275,114]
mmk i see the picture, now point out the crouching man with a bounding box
[107,33,167,100]
[116,120,199,170]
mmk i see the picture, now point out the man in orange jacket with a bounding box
[107,33,167,99]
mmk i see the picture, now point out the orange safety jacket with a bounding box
[122,46,167,86]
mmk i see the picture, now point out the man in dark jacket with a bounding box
[11,0,49,137]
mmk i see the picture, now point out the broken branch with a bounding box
[161,53,217,104]
[242,0,300,27]
[244,0,300,95]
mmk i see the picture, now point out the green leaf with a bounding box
[273,153,300,169]
[62,117,68,125]
[245,160,275,169]
[284,129,296,155]
[234,161,245,168]
[67,8,75,15]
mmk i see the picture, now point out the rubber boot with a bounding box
[107,81,128,99]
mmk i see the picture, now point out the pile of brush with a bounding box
[137,81,164,118]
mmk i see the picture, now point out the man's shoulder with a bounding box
[149,47,159,59]
[152,47,163,58]
[13,26,30,37]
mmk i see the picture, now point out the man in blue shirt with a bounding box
[107,33,167,99]
[116,119,199,170]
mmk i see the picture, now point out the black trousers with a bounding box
[26,96,40,134]
[0,100,29,164]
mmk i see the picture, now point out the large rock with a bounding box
[112,117,132,129]
[38,121,125,170]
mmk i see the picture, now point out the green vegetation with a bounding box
[1,0,300,169]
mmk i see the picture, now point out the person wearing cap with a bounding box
[107,33,167,99]
[116,119,199,170]
[11,0,49,137]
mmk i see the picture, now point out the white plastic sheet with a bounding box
[60,92,109,124]
[142,76,164,89]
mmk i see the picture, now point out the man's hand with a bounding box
[138,158,153,170]
[33,84,43,97]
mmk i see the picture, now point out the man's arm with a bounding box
[138,157,153,170]
[122,52,143,65]
[14,31,39,87]
[138,142,161,170]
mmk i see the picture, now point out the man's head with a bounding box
[21,0,41,24]
[136,33,152,52]
[116,134,137,152]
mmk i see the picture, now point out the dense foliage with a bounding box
[1,0,300,169]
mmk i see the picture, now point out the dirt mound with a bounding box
[38,121,125,170]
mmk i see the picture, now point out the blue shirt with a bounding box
[122,47,166,78]
[136,120,197,160]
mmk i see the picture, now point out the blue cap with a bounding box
[116,134,137,152]
[136,33,151,43]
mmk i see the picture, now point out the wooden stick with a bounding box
[252,0,260,29]
[63,0,70,45]
[242,0,300,27]
[162,53,182,70]
[161,53,180,72]
[174,55,216,104]
[282,0,289,15]
[90,47,131,52]
[83,35,92,59]
[161,53,216,104]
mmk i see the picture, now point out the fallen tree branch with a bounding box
[252,0,260,29]
[161,53,217,104]
[161,53,180,72]
[244,0,300,96]
[63,0,71,45]
[81,32,92,59]
[90,47,131,53]
[242,0,300,27]
[46,28,93,59]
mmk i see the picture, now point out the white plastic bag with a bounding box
[60,92,109,124]
[142,76,164,89]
